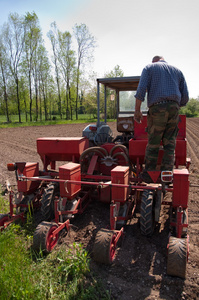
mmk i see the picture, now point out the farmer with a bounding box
[134,55,189,181]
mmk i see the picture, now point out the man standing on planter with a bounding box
[134,56,189,181]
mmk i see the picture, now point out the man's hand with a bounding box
[134,110,143,123]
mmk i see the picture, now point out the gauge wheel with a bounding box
[140,189,155,236]
[93,228,117,264]
[41,183,59,221]
[33,221,59,253]
[167,236,188,279]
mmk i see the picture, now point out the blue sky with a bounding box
[0,0,199,98]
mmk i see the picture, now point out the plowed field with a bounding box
[0,118,199,300]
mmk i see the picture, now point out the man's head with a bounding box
[152,56,164,63]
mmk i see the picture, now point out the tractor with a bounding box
[2,76,190,279]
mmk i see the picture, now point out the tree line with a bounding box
[1,12,198,124]
[0,12,98,123]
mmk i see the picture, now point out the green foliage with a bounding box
[0,113,98,128]
[180,98,199,117]
[0,221,110,299]
[104,64,124,78]
[0,189,110,299]
[0,12,98,123]
[55,243,90,282]
[0,186,9,213]
[0,224,38,299]
[99,65,125,119]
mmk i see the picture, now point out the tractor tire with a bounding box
[167,236,188,279]
[140,189,155,236]
[93,228,117,264]
[32,221,59,253]
[41,183,59,221]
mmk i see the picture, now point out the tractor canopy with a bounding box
[96,76,141,126]
[83,76,148,146]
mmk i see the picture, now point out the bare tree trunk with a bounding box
[75,69,79,120]
[66,79,70,120]
[55,69,62,119]
[0,61,10,122]
[42,87,47,121]
[16,77,21,123]
[23,96,28,122]
[39,80,42,121]
[34,70,38,121]
[4,88,10,122]
[29,70,33,121]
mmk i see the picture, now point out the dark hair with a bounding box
[152,56,164,63]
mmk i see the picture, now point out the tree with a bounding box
[104,65,124,78]
[104,65,124,118]
[19,76,29,121]
[180,98,199,117]
[57,30,75,119]
[73,23,96,120]
[37,45,51,121]
[0,34,10,122]
[48,22,62,119]
[3,13,26,123]
[84,87,97,118]
[24,11,42,121]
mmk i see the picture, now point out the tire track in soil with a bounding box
[186,120,199,169]
[0,139,37,156]
[186,135,199,168]
[186,126,199,143]
[186,119,199,300]
[0,139,39,187]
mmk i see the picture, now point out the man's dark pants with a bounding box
[145,101,179,171]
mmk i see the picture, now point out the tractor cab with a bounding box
[83,76,147,146]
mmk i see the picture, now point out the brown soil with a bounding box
[0,119,199,300]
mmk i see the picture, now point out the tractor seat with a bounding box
[117,116,134,133]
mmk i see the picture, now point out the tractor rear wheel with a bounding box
[32,221,59,253]
[167,236,188,279]
[93,228,117,264]
[41,183,59,221]
[140,189,155,236]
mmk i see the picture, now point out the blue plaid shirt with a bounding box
[135,61,189,107]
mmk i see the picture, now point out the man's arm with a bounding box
[179,75,189,107]
[134,98,143,123]
[134,67,148,123]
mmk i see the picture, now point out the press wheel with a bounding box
[33,221,59,253]
[167,236,188,279]
[93,228,117,264]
